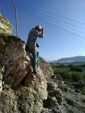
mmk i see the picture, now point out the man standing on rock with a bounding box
[27,25,44,76]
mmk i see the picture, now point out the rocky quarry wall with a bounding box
[0,13,85,113]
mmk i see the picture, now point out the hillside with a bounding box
[50,56,85,63]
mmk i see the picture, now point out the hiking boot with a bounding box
[33,72,38,76]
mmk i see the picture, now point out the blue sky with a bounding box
[0,0,85,61]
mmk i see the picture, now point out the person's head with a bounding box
[35,25,42,31]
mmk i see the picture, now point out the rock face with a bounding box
[0,33,53,113]
[0,34,31,88]
[0,13,13,34]
[0,14,85,113]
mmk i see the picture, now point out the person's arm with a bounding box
[33,28,44,38]
[41,28,44,38]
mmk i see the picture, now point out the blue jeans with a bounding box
[31,48,39,73]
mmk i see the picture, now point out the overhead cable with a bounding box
[18,9,85,39]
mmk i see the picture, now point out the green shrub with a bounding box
[70,66,82,72]
[52,66,84,82]
[52,67,71,80]
[71,72,82,82]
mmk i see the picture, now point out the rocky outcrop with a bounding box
[0,32,53,112]
[42,74,85,113]
[0,34,31,88]
[0,13,85,113]
[0,13,13,34]
[0,24,53,113]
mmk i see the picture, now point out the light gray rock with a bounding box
[0,13,13,34]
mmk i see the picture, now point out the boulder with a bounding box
[0,34,30,88]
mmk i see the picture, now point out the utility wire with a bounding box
[29,6,85,25]
[33,13,85,35]
[17,3,85,25]
[18,9,85,39]
[5,1,85,30]
[27,9,85,34]
[26,7,85,30]
[2,3,85,35]
[18,8,85,36]
[6,2,84,40]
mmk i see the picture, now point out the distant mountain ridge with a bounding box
[50,56,85,63]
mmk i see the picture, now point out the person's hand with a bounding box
[42,28,44,31]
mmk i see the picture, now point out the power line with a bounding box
[26,7,85,30]
[4,1,85,30]
[33,13,85,35]
[29,6,85,25]
[26,9,85,34]
[2,2,85,35]
[17,8,85,35]
[17,3,85,25]
[18,9,85,39]
[2,2,85,47]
